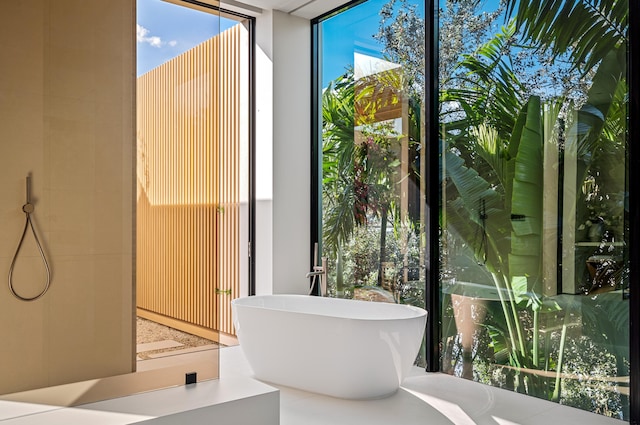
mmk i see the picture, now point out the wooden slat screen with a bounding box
[136,25,245,339]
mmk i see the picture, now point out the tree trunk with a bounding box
[336,245,344,292]
[378,206,388,286]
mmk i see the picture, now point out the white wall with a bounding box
[255,10,311,295]
[254,10,274,295]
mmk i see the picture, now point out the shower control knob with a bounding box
[22,203,34,213]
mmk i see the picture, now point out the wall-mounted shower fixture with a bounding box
[8,175,51,301]
[306,242,327,296]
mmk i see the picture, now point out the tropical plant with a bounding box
[444,95,562,390]
[322,75,356,292]
[376,0,506,95]
[504,0,628,76]
[322,70,411,292]
[504,0,628,208]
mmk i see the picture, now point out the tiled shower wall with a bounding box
[0,0,135,393]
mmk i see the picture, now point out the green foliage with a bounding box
[321,57,426,295]
[557,335,623,418]
[324,215,422,292]
[322,76,357,253]
[375,0,426,96]
[441,0,627,410]
[505,0,628,75]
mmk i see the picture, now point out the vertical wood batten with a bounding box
[136,26,243,338]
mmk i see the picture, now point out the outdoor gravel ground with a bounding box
[136,317,219,359]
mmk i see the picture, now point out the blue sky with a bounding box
[138,0,502,86]
[320,0,430,88]
[320,0,508,88]
[137,0,391,83]
[321,0,392,87]
[137,0,237,76]
[137,0,419,85]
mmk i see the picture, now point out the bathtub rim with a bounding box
[231,293,428,322]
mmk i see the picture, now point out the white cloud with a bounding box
[137,24,177,48]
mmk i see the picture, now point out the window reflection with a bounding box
[440,0,629,419]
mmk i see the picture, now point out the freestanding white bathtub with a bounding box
[231,294,427,399]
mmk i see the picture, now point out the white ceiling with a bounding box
[223,0,352,19]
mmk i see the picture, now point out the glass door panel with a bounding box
[137,0,251,353]
[136,0,222,359]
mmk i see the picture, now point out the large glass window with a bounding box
[315,0,631,420]
[316,0,427,364]
[440,0,629,419]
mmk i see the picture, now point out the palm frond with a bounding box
[505,0,628,74]
[446,20,525,139]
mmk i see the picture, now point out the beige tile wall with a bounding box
[0,0,135,394]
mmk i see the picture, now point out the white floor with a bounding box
[0,345,629,424]
[221,345,627,425]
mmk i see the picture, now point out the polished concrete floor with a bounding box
[220,346,626,425]
[1,344,629,424]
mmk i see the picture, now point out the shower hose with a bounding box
[8,176,51,301]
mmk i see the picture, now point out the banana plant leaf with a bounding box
[574,47,626,162]
[508,96,544,290]
[445,95,548,292]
